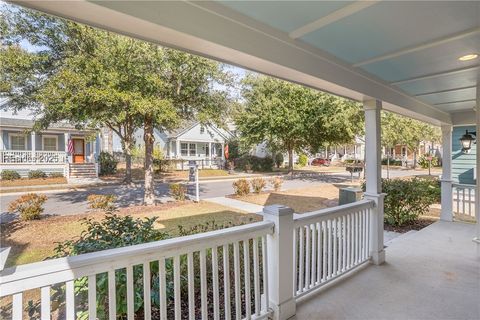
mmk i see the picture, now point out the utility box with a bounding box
[339,187,363,205]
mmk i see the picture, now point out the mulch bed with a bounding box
[384,216,438,233]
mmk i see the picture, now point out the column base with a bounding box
[269,297,296,320]
[440,179,453,222]
[371,249,386,265]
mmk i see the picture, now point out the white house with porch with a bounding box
[1,1,479,320]
[108,121,233,168]
[0,107,99,180]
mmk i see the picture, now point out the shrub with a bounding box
[28,170,47,179]
[8,193,48,221]
[270,177,284,191]
[98,151,118,175]
[49,213,167,319]
[170,183,187,201]
[48,172,64,178]
[298,154,308,167]
[363,177,440,226]
[381,158,403,166]
[250,177,266,194]
[87,194,117,211]
[274,153,284,168]
[233,178,250,196]
[1,170,21,180]
[418,155,439,169]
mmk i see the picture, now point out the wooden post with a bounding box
[263,205,296,320]
[440,125,453,222]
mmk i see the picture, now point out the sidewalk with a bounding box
[204,196,264,214]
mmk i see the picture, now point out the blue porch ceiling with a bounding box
[219,1,479,114]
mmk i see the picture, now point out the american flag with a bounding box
[67,139,74,154]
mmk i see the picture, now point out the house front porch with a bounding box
[295,220,479,320]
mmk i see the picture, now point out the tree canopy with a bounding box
[235,75,363,171]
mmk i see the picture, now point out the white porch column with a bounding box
[440,125,453,221]
[31,132,36,163]
[221,142,225,160]
[0,129,4,150]
[176,139,180,159]
[208,142,212,159]
[363,99,385,265]
[263,205,296,320]
[475,79,480,251]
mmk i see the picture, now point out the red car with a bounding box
[311,158,331,166]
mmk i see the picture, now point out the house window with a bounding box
[200,126,205,134]
[43,136,58,151]
[181,143,188,156]
[10,134,26,150]
[189,143,196,156]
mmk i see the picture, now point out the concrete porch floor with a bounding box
[295,221,479,320]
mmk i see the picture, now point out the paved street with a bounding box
[0,169,436,222]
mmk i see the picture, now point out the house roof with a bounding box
[0,117,93,132]
[166,121,232,141]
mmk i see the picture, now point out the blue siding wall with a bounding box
[452,126,476,185]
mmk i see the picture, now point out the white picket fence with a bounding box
[452,183,476,219]
[293,200,374,298]
[0,200,380,319]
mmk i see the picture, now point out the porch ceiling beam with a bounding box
[414,85,477,97]
[354,27,480,67]
[289,1,380,39]
[390,66,479,86]
[433,99,477,106]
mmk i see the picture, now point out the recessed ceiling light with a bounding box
[458,54,478,61]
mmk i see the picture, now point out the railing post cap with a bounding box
[263,204,294,216]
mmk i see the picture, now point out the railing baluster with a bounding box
[12,292,22,319]
[261,235,269,315]
[188,252,195,320]
[144,262,151,320]
[305,225,311,288]
[253,238,261,317]
[322,220,327,282]
[316,222,322,284]
[233,241,241,320]
[293,228,298,293]
[65,281,75,319]
[174,255,181,320]
[223,244,231,320]
[243,240,251,319]
[327,219,332,278]
[200,250,208,320]
[212,246,220,320]
[159,258,167,320]
[108,270,116,320]
[299,226,305,290]
[41,286,51,320]
[342,215,347,272]
[364,209,368,260]
[310,224,317,287]
[126,266,134,320]
[88,275,97,320]
[333,219,337,276]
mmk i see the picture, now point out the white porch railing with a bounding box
[0,221,273,320]
[0,150,67,164]
[452,183,476,219]
[292,200,374,298]
[0,200,377,319]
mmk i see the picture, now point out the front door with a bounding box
[73,139,85,163]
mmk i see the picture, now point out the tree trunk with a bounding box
[143,116,155,205]
[413,150,417,169]
[288,149,294,173]
[123,139,133,184]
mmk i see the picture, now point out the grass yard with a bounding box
[233,184,341,213]
[0,177,67,188]
[0,201,260,268]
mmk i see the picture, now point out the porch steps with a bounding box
[69,163,97,179]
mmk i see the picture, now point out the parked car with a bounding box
[311,158,331,166]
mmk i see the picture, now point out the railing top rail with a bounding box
[0,220,274,296]
[452,183,476,189]
[293,199,375,227]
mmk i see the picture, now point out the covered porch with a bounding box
[2,1,479,319]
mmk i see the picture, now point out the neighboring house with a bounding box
[105,121,233,168]
[0,107,99,180]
